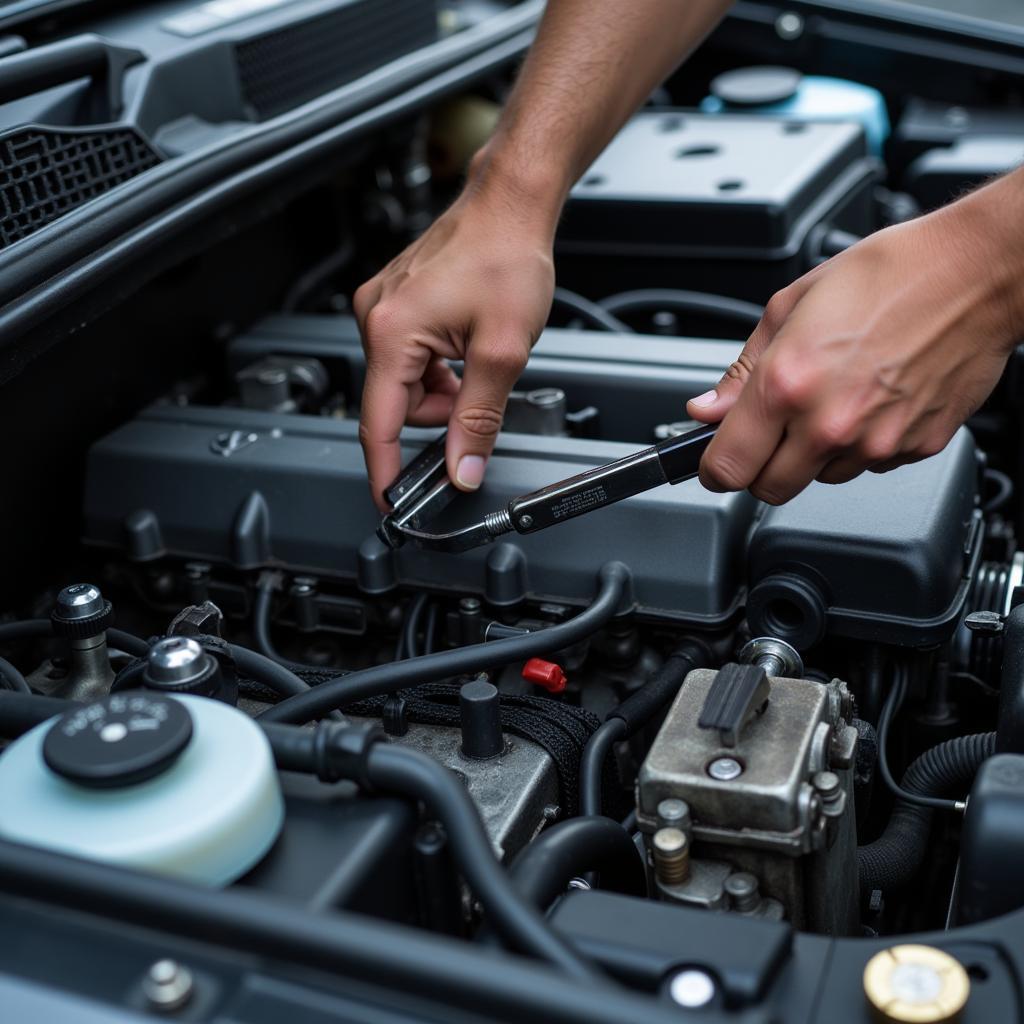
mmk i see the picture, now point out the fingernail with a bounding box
[689,389,718,408]
[456,455,486,490]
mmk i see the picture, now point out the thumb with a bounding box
[446,332,528,491]
[686,287,801,423]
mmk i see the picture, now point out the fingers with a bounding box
[445,327,529,490]
[686,285,804,424]
[359,364,411,512]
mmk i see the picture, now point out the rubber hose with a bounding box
[252,580,289,666]
[579,642,708,817]
[598,288,764,332]
[402,593,431,660]
[579,719,627,818]
[0,691,72,735]
[366,743,605,983]
[552,288,632,333]
[258,563,631,724]
[0,654,30,693]
[510,816,646,910]
[858,732,995,898]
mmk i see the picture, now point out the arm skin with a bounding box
[354,0,734,509]
[685,167,1024,503]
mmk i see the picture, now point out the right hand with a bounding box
[354,188,555,511]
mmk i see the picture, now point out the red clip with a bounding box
[522,658,568,694]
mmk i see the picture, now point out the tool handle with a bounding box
[508,424,716,535]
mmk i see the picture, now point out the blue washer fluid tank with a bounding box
[701,66,889,156]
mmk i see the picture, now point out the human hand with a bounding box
[354,185,555,511]
[686,176,1024,503]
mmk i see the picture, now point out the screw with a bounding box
[518,514,534,529]
[775,10,804,39]
[656,798,691,831]
[965,610,1005,637]
[668,968,716,1009]
[707,756,743,781]
[652,827,690,885]
[147,637,207,684]
[724,872,761,913]
[142,959,194,1012]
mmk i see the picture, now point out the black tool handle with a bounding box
[508,423,716,535]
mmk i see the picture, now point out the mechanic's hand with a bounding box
[354,188,555,511]
[686,183,1024,504]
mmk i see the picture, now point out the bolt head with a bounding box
[518,514,534,529]
[56,584,104,620]
[656,798,691,829]
[147,637,207,684]
[813,770,841,799]
[653,827,688,856]
[668,969,716,1009]
[707,756,743,781]
[143,959,194,1011]
[775,10,804,39]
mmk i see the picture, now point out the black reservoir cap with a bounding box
[43,691,193,789]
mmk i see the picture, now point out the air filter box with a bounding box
[556,111,879,303]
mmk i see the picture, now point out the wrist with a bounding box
[463,139,571,241]
[950,169,1024,349]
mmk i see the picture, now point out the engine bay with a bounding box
[3,2,1024,1022]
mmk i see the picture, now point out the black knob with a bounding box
[459,678,504,759]
[42,691,193,789]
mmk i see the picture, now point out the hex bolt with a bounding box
[707,756,744,781]
[656,798,691,832]
[740,637,803,679]
[724,872,761,914]
[652,827,690,885]
[668,968,717,1009]
[142,959,194,1012]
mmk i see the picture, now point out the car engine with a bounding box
[2,2,1024,1022]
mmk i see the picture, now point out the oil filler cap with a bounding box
[43,692,193,789]
[863,945,970,1023]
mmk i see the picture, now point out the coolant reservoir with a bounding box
[0,691,283,886]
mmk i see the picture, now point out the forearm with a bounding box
[468,0,734,233]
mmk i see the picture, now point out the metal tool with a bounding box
[377,422,717,553]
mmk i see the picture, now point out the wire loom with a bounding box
[243,671,601,814]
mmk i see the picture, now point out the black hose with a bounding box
[402,593,431,660]
[0,654,30,693]
[258,563,631,724]
[282,236,355,313]
[579,719,627,818]
[579,641,709,817]
[982,467,1014,514]
[598,289,764,333]
[509,816,646,910]
[365,742,605,983]
[552,287,632,333]
[0,691,72,735]
[858,731,995,897]
[252,577,289,666]
[423,601,439,655]
[877,669,959,812]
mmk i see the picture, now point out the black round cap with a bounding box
[459,678,504,759]
[43,691,193,789]
[710,66,802,108]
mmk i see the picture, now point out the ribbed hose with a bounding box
[858,732,995,897]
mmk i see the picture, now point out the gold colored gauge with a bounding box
[863,945,970,1024]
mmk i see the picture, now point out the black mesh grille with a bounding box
[235,0,438,120]
[0,125,161,249]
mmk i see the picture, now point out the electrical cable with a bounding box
[258,562,631,724]
[877,667,961,812]
[598,288,764,332]
[551,288,632,333]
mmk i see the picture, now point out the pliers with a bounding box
[377,422,717,553]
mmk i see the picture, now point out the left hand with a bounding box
[686,174,1024,504]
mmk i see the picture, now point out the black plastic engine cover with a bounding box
[746,428,981,648]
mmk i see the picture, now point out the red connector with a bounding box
[522,658,568,694]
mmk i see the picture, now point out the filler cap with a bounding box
[43,692,193,789]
